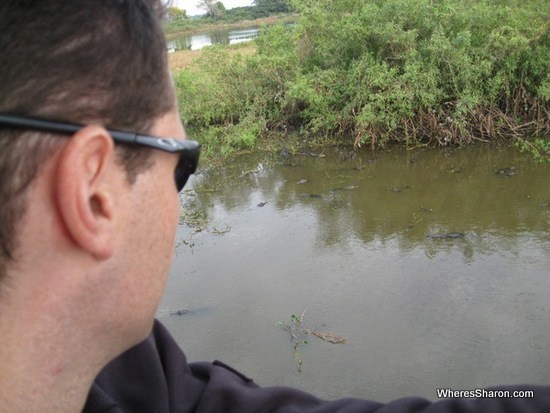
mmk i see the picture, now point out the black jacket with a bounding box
[83,320,550,412]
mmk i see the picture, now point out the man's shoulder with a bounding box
[84,320,550,413]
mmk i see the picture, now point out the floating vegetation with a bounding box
[175,238,195,255]
[195,186,221,193]
[179,209,208,232]
[278,311,348,373]
[177,187,231,253]
[212,223,231,235]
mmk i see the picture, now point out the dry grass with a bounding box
[168,49,202,73]
[168,42,257,73]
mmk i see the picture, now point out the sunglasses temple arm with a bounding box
[0,114,81,135]
[0,114,141,145]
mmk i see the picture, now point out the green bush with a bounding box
[175,0,549,155]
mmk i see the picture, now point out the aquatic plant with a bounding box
[278,311,348,372]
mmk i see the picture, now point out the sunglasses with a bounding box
[0,112,200,192]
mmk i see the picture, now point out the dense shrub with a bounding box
[175,0,549,155]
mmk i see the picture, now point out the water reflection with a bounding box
[167,23,295,51]
[182,145,549,257]
[167,27,261,51]
[160,145,550,402]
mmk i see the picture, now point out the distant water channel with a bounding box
[159,144,550,402]
[167,22,294,51]
[167,26,261,51]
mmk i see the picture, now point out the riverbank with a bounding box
[174,0,549,166]
[165,14,296,40]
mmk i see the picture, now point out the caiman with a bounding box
[427,232,466,239]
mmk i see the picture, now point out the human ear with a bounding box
[54,126,117,260]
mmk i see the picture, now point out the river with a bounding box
[167,22,294,51]
[158,144,550,402]
[167,26,260,51]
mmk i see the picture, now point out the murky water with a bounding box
[158,144,550,402]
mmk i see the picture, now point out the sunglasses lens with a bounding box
[174,151,199,192]
[175,163,190,192]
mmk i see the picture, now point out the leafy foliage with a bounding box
[167,7,187,20]
[197,0,226,19]
[516,137,550,163]
[175,0,549,157]
[253,0,291,17]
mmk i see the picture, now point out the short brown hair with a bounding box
[0,0,175,275]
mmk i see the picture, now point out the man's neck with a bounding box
[0,284,110,413]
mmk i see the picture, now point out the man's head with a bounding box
[0,2,198,409]
[0,0,176,278]
[0,0,199,358]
